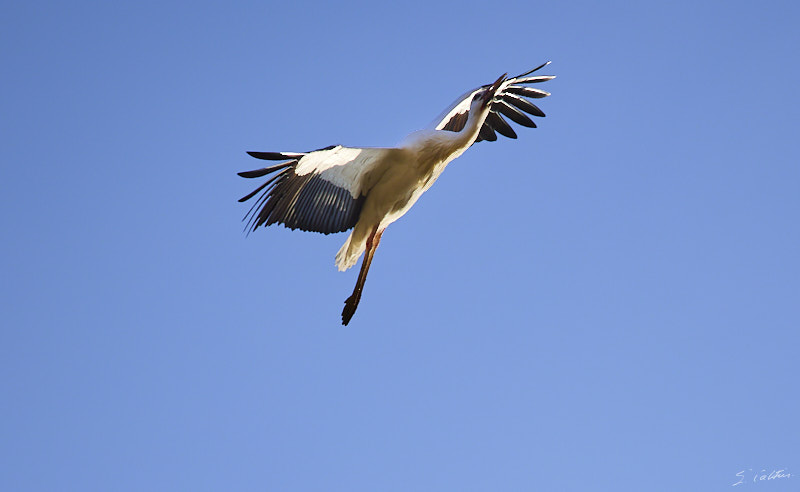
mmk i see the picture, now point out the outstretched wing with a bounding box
[238,145,389,234]
[430,61,555,143]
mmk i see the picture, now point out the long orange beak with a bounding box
[490,73,507,94]
[479,73,507,108]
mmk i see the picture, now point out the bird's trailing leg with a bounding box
[342,226,383,326]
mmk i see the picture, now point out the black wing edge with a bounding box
[237,146,364,235]
[476,62,554,143]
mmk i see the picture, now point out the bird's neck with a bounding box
[465,103,490,140]
[444,103,490,157]
[411,104,490,182]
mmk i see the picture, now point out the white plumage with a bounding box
[239,63,555,325]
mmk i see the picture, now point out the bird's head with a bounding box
[473,73,507,109]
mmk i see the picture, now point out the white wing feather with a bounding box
[428,89,481,131]
[295,146,388,198]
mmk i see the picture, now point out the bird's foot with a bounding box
[342,294,359,326]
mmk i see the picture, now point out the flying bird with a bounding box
[238,62,554,325]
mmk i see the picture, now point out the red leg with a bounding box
[342,226,383,326]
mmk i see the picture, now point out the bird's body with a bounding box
[337,122,480,271]
[239,63,554,324]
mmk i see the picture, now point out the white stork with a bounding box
[239,62,554,325]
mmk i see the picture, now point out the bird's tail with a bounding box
[335,231,366,271]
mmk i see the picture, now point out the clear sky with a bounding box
[2,0,799,490]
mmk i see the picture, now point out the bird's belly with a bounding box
[375,164,448,229]
[378,187,425,228]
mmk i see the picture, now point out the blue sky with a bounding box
[2,0,799,490]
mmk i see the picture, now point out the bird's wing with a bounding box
[238,145,389,234]
[430,61,555,143]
